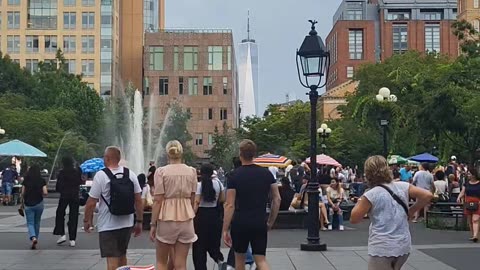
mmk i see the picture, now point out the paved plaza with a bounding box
[0,198,478,269]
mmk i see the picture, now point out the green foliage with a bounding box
[207,122,239,171]
[0,50,103,170]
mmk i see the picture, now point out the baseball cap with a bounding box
[451,155,457,160]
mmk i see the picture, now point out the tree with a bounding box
[208,122,239,171]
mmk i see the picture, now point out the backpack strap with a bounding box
[123,167,130,179]
[378,184,409,217]
[100,168,116,208]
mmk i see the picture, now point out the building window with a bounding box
[223,77,228,95]
[149,46,164,70]
[203,77,213,95]
[65,59,76,74]
[178,77,184,95]
[101,38,112,51]
[421,10,443,20]
[159,78,169,95]
[393,24,408,54]
[220,108,228,120]
[425,24,440,53]
[208,108,213,120]
[347,67,354,78]
[81,59,95,77]
[475,0,479,9]
[100,62,111,73]
[26,36,39,53]
[387,10,411,21]
[64,0,76,6]
[7,35,20,53]
[28,0,58,29]
[25,59,39,73]
[346,10,363,20]
[474,20,480,32]
[64,12,76,29]
[13,59,20,65]
[81,35,95,53]
[82,0,95,6]
[144,78,150,95]
[82,12,95,29]
[208,46,223,70]
[184,46,198,70]
[208,133,214,145]
[101,15,112,28]
[8,0,20,5]
[7,11,20,29]
[227,46,232,70]
[188,77,198,96]
[87,83,94,89]
[174,46,179,70]
[63,36,76,53]
[45,36,58,53]
[195,134,203,146]
[348,29,363,60]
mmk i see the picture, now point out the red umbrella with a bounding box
[305,154,341,167]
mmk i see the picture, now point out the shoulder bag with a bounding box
[378,184,409,217]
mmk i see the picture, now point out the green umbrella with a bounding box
[388,155,408,165]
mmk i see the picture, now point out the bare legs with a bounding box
[106,256,126,270]
[469,214,480,241]
[235,253,271,270]
[156,240,190,270]
[319,203,329,229]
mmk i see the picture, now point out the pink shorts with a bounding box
[155,219,197,244]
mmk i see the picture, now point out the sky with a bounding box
[166,0,343,115]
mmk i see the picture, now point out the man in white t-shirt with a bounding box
[83,146,143,270]
[268,166,279,180]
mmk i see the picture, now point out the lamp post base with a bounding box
[300,242,327,251]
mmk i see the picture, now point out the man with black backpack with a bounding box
[83,146,143,270]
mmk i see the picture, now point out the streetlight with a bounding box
[375,87,397,157]
[317,123,332,154]
[296,20,330,251]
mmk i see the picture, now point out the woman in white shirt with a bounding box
[193,163,225,270]
[351,156,433,270]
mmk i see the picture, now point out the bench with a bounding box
[272,209,308,229]
[426,202,467,231]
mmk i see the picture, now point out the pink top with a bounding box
[154,164,197,221]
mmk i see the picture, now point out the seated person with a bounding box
[138,173,153,211]
[298,175,330,230]
[279,177,295,211]
[327,179,346,231]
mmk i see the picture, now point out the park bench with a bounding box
[426,202,466,231]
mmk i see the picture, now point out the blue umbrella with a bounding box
[0,139,47,157]
[80,158,105,173]
[408,153,439,163]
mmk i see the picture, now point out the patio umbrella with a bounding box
[80,158,105,173]
[408,153,439,163]
[253,154,292,168]
[0,139,47,157]
[388,155,408,165]
[305,154,341,167]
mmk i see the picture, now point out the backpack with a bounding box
[289,165,299,179]
[101,168,135,216]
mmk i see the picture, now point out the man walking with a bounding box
[223,140,281,270]
[1,164,18,206]
[83,146,143,270]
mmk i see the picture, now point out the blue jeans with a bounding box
[329,205,344,228]
[2,182,13,196]
[25,201,44,240]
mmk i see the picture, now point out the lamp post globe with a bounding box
[0,128,5,135]
[296,20,330,252]
[379,87,391,99]
[376,87,398,157]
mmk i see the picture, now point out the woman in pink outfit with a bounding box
[150,140,198,270]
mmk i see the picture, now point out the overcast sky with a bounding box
[166,0,342,114]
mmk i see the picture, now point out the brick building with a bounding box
[322,0,459,120]
[143,30,239,159]
[458,0,480,30]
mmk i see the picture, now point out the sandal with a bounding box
[31,238,38,250]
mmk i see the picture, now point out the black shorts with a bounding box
[231,224,268,256]
[99,227,132,258]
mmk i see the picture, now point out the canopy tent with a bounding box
[388,155,408,165]
[0,139,47,157]
[305,154,341,167]
[80,158,105,173]
[253,154,292,168]
[408,153,439,163]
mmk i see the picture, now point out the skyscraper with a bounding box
[237,12,259,118]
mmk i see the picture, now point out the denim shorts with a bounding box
[2,182,13,196]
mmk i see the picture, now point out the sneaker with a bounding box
[328,224,332,230]
[69,240,76,247]
[31,238,38,250]
[56,235,66,245]
[339,225,345,231]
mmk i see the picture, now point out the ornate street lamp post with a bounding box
[317,123,332,154]
[296,20,330,251]
[375,87,397,157]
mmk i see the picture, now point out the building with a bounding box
[143,29,239,159]
[0,0,120,95]
[120,0,165,94]
[322,0,458,119]
[458,0,480,30]
[237,13,259,118]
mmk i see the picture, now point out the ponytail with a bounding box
[200,163,216,202]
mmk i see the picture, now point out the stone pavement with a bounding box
[0,245,477,270]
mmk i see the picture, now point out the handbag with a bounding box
[465,202,479,211]
[18,197,25,217]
